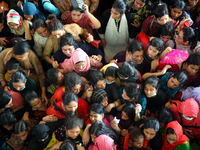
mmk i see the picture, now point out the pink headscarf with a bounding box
[7,9,22,27]
[89,134,117,150]
[70,48,90,73]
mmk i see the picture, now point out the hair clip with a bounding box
[137,84,140,89]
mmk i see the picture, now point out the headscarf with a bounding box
[7,9,25,35]
[162,121,189,150]
[91,88,107,103]
[70,48,90,73]
[89,134,117,150]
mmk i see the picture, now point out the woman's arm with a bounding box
[23,20,32,40]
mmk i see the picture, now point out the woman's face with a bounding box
[111,8,122,20]
[71,10,83,22]
[75,61,86,71]
[188,0,199,8]
[130,138,144,149]
[29,98,42,110]
[157,15,169,25]
[57,71,64,84]
[101,96,108,107]
[5,98,13,108]
[51,30,64,39]
[121,111,129,120]
[36,27,50,37]
[133,0,145,10]
[122,89,131,101]
[166,133,177,144]
[0,21,4,32]
[147,45,159,58]
[16,131,28,141]
[144,84,157,98]
[129,50,144,64]
[90,134,97,142]
[186,64,200,75]
[160,35,172,43]
[24,15,33,21]
[14,52,29,62]
[66,126,80,139]
[90,111,104,124]
[95,79,106,89]
[63,101,78,113]
[70,83,81,95]
[12,81,26,91]
[105,76,115,84]
[143,128,156,140]
[176,30,188,45]
[170,8,183,20]
[62,45,75,57]
[167,77,180,88]
[8,22,20,30]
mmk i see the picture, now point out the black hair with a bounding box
[166,127,176,135]
[60,33,77,49]
[13,38,30,55]
[157,107,174,127]
[144,75,159,90]
[64,72,82,90]
[171,0,185,11]
[14,119,28,134]
[89,103,105,115]
[185,53,200,66]
[24,91,39,106]
[71,7,84,13]
[122,103,136,121]
[11,69,26,83]
[45,68,60,86]
[62,91,78,106]
[105,66,118,78]
[89,121,119,144]
[33,18,47,30]
[129,126,144,142]
[124,82,141,99]
[172,70,188,85]
[0,91,12,109]
[112,0,126,14]
[160,22,175,38]
[143,117,160,133]
[118,61,137,78]
[89,71,104,86]
[182,27,198,50]
[47,15,63,33]
[154,3,168,19]
[0,108,16,127]
[59,138,76,150]
[6,58,20,71]
[149,38,165,53]
[128,40,144,54]
[64,114,84,130]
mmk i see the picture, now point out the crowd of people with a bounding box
[0,0,200,149]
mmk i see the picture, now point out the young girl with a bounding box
[162,121,190,150]
[44,115,84,150]
[142,2,175,36]
[139,75,167,117]
[8,69,37,96]
[123,126,144,150]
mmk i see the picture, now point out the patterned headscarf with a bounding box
[91,88,107,103]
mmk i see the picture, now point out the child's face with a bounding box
[167,77,180,88]
[157,15,169,25]
[66,126,80,139]
[166,133,177,144]
[144,84,157,98]
[101,96,108,107]
[75,61,86,71]
[170,7,183,20]
[130,138,144,149]
[90,111,104,124]
[188,0,199,8]
[71,10,83,22]
[160,35,172,43]
[186,64,200,75]
[147,45,159,58]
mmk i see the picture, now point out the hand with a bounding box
[4,86,10,92]
[183,128,194,138]
[110,59,117,64]
[161,65,171,75]
[121,129,128,137]
[141,115,147,119]
[0,38,8,46]
[165,102,172,109]
[164,47,172,54]
[110,120,120,131]
[52,61,59,68]
[86,34,94,43]
[82,4,89,13]
[42,92,48,104]
[82,128,90,146]
[76,145,85,150]
[149,36,156,41]
[23,20,30,29]
[105,103,115,113]
[131,20,141,27]
[92,55,100,61]
[135,104,142,114]
[39,121,46,124]
[42,114,58,122]
[195,45,200,52]
[22,112,29,121]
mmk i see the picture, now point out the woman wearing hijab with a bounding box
[162,121,190,150]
